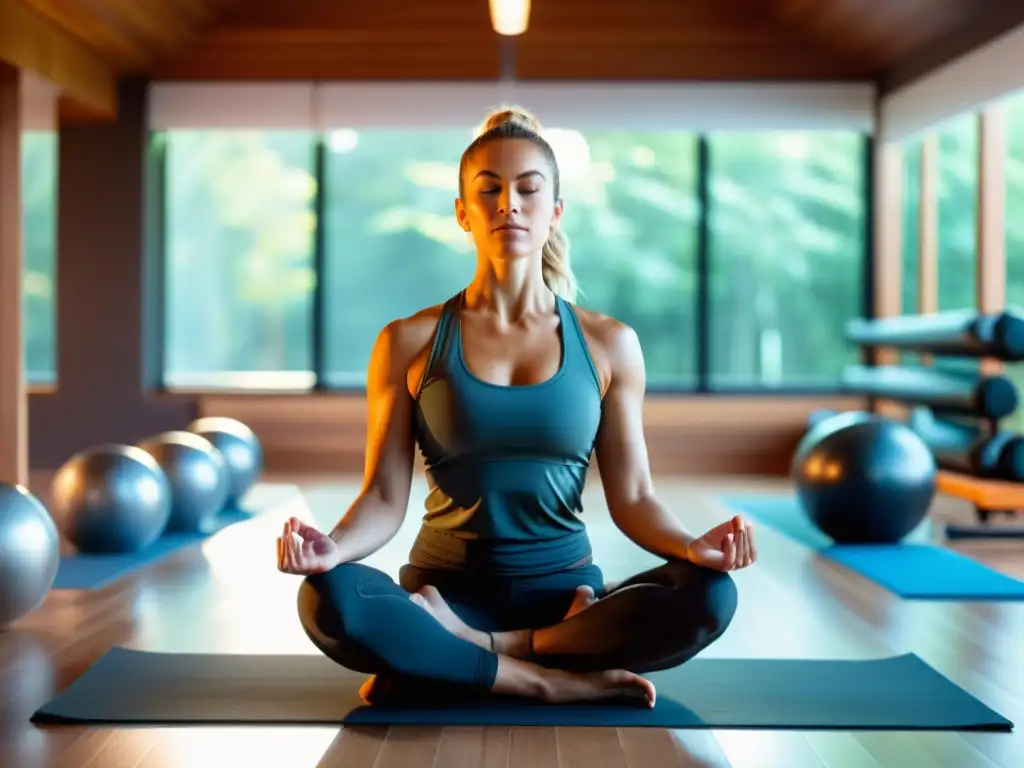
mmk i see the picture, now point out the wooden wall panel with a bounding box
[0,65,26,486]
[197,394,867,477]
[976,107,1006,315]
[976,107,1006,378]
[872,144,903,334]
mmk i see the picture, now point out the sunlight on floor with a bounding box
[156,727,341,766]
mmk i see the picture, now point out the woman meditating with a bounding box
[277,108,757,708]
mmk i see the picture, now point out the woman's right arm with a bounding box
[326,319,419,565]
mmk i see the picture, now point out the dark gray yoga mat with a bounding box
[30,647,1013,730]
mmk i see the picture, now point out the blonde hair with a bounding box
[460,106,578,303]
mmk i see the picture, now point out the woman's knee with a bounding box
[698,568,738,639]
[663,559,738,639]
[296,563,387,673]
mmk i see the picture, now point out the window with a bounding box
[162,127,868,393]
[1003,95,1024,431]
[706,132,867,388]
[22,130,58,387]
[1005,94,1024,309]
[320,129,474,386]
[901,141,922,314]
[320,129,700,388]
[162,131,317,389]
[569,132,699,387]
[936,114,977,311]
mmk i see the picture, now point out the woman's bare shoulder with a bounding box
[568,304,644,392]
[387,304,446,348]
[570,304,641,359]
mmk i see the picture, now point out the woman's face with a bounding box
[457,138,562,260]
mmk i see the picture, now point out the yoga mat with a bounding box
[31,647,1013,731]
[718,495,1024,600]
[53,484,298,590]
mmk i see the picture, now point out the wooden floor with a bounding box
[2,472,1023,768]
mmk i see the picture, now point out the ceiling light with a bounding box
[489,0,531,36]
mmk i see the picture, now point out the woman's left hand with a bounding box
[686,515,757,572]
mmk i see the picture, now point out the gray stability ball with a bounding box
[51,444,172,554]
[136,431,231,533]
[187,417,263,506]
[0,483,61,628]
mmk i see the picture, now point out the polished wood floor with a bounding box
[2,472,1023,768]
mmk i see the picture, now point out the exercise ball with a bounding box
[791,417,937,544]
[803,409,876,444]
[187,417,262,505]
[51,444,172,554]
[136,431,230,533]
[0,483,60,628]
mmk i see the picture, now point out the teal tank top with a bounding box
[409,291,603,576]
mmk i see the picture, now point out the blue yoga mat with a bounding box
[718,495,1024,601]
[53,507,254,590]
[52,484,299,590]
[30,646,1013,730]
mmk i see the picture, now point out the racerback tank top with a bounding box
[408,291,603,576]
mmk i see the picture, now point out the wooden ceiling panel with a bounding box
[156,31,504,81]
[523,0,778,32]
[208,0,494,32]
[4,0,1023,95]
[16,0,237,72]
[769,0,1008,71]
[154,0,867,81]
[0,0,116,114]
[154,0,502,80]
[513,0,861,81]
[515,37,865,81]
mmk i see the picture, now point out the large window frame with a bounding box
[151,130,874,396]
[149,81,876,397]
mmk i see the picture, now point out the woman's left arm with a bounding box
[592,323,698,561]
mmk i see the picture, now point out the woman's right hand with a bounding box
[276,517,343,575]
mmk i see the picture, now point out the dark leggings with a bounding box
[297,558,738,695]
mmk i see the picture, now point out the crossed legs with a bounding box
[408,558,738,674]
[297,558,737,706]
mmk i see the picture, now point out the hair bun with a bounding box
[482,106,542,134]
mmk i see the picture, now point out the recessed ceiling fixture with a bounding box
[489,0,531,36]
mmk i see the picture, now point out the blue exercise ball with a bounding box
[0,483,60,628]
[50,444,172,554]
[187,417,262,506]
[136,431,231,533]
[792,416,937,544]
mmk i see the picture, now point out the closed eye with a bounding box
[481,188,539,195]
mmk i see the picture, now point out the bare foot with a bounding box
[539,666,656,708]
[491,655,655,708]
[563,585,598,619]
[409,585,491,649]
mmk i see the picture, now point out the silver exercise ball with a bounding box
[136,431,230,533]
[187,417,263,506]
[0,483,60,629]
[51,444,172,554]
